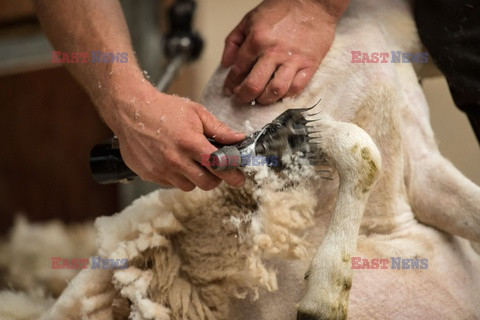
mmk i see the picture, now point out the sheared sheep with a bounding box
[1,0,479,319]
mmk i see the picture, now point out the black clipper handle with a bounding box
[89,137,230,184]
[89,138,136,184]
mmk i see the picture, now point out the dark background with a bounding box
[0,1,118,233]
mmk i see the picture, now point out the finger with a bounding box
[285,67,317,98]
[192,138,245,188]
[141,168,192,191]
[221,19,247,68]
[201,159,245,188]
[257,63,296,105]
[178,160,222,191]
[233,55,278,104]
[223,46,257,96]
[120,149,173,187]
[151,178,172,188]
[139,172,172,187]
[212,167,245,188]
[195,106,245,144]
[168,173,196,192]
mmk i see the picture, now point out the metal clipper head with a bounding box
[210,99,326,171]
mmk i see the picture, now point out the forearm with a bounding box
[33,0,152,130]
[34,0,246,190]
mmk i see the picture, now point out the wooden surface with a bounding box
[0,67,118,233]
[0,0,34,24]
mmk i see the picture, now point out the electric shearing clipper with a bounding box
[89,103,322,184]
[209,105,319,171]
[88,0,323,184]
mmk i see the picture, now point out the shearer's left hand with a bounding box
[221,0,350,105]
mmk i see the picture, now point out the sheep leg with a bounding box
[408,152,480,243]
[401,99,480,243]
[297,119,381,320]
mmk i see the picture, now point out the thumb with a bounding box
[196,106,245,144]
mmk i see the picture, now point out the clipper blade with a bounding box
[254,99,328,170]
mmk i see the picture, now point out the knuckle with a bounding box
[257,95,275,106]
[243,80,263,95]
[270,82,289,96]
[227,66,246,87]
[249,29,267,47]
[228,64,250,83]
[178,138,194,150]
[163,152,177,165]
[288,83,303,96]
[166,154,185,171]
[231,64,247,77]
[224,33,235,44]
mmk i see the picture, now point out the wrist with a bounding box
[92,64,157,134]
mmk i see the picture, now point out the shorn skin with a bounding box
[28,0,480,319]
[202,0,480,319]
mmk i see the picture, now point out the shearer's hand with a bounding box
[221,0,349,105]
[106,86,246,191]
[34,0,246,191]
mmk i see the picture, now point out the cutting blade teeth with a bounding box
[316,169,333,173]
[305,154,326,164]
[300,98,322,113]
[308,136,322,142]
[309,160,326,167]
[305,111,322,117]
[320,176,334,180]
[284,98,322,116]
[306,136,323,142]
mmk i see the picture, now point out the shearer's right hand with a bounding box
[33,0,246,192]
[101,85,246,191]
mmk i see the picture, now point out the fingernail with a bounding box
[224,87,232,96]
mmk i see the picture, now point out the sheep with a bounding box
[1,0,479,319]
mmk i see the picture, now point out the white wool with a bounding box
[34,151,320,320]
[81,290,117,313]
[0,290,54,320]
[114,267,143,285]
[0,216,96,297]
[137,299,170,319]
[243,119,254,133]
